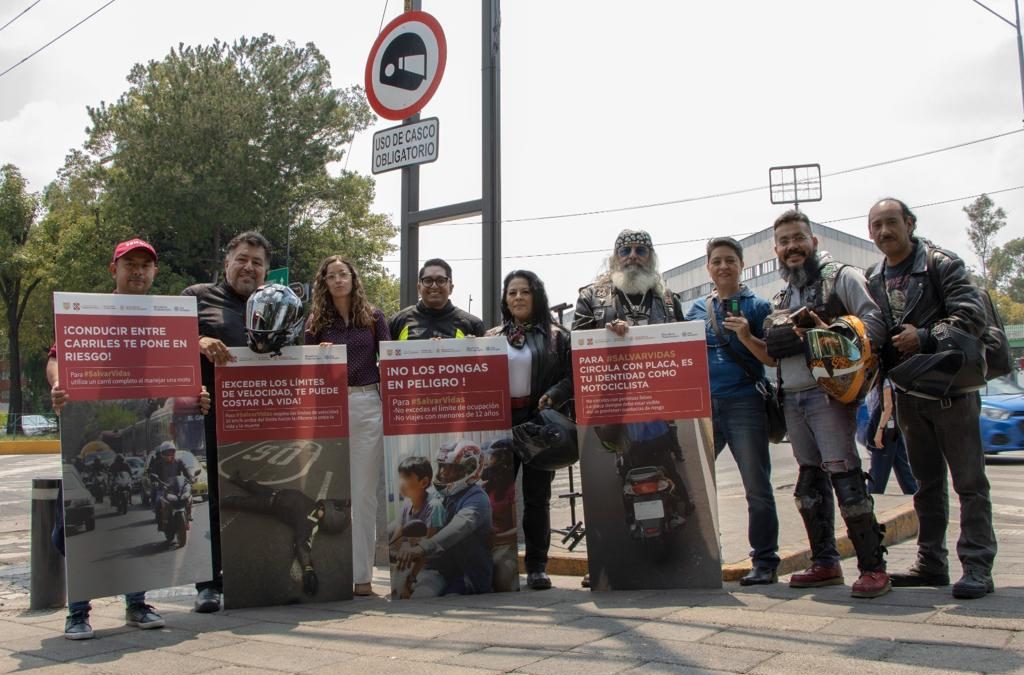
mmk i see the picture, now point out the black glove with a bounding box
[765,324,804,359]
[302,567,318,596]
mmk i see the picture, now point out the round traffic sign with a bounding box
[365,11,447,121]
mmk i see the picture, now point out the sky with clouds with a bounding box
[1,0,1022,314]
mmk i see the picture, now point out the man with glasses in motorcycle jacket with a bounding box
[765,210,890,598]
[395,441,494,596]
[864,198,996,599]
[388,258,486,340]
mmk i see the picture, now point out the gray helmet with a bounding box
[511,408,579,471]
[316,499,350,533]
[246,283,304,355]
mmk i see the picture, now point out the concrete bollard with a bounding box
[30,478,66,610]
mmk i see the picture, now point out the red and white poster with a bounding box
[54,293,212,603]
[572,322,720,591]
[54,292,200,400]
[379,337,519,598]
[572,322,711,425]
[215,345,352,609]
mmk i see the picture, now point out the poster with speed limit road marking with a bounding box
[215,345,352,609]
[572,322,721,591]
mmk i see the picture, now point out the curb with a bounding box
[0,440,60,455]
[522,501,920,581]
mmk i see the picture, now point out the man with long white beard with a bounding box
[573,229,682,332]
[764,210,891,598]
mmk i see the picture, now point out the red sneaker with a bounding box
[789,563,844,588]
[851,570,891,598]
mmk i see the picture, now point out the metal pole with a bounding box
[398,0,423,310]
[1016,0,1024,123]
[481,0,502,326]
[30,478,66,610]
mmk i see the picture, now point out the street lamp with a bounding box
[971,0,1024,123]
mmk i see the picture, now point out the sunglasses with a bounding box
[617,245,649,257]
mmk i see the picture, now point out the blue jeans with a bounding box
[69,592,146,615]
[711,395,780,569]
[867,433,918,495]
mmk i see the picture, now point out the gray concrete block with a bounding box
[751,652,983,675]
[883,641,1024,673]
[192,639,347,671]
[573,634,774,672]
[441,646,563,671]
[701,628,897,661]
[662,606,836,633]
[818,617,1012,649]
[516,653,645,675]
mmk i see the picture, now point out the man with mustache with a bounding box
[182,230,271,613]
[864,198,995,599]
[764,210,890,598]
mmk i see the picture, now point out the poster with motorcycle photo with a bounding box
[214,344,352,609]
[54,292,212,603]
[573,321,721,591]
[379,336,518,599]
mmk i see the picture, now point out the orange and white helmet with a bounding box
[433,440,483,496]
[804,315,878,404]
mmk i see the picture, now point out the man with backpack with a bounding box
[865,197,999,599]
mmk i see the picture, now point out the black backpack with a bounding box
[927,248,1012,381]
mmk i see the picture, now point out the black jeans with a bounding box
[896,391,996,574]
[512,408,554,573]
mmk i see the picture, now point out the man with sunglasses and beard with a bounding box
[764,210,891,598]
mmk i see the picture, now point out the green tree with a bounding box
[84,34,391,291]
[988,237,1024,304]
[964,194,1007,287]
[991,290,1024,325]
[0,165,48,432]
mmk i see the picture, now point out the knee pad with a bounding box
[831,469,874,519]
[794,466,828,513]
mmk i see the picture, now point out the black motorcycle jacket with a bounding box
[388,300,486,341]
[866,239,987,372]
[573,279,682,330]
[485,322,573,410]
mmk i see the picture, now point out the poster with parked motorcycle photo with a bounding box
[573,322,721,591]
[379,337,518,598]
[54,293,212,603]
[215,345,352,609]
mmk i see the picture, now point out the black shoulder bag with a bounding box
[706,295,787,444]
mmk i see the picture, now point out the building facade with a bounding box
[664,222,881,313]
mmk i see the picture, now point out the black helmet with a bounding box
[246,283,304,355]
[316,499,350,534]
[889,323,986,398]
[511,408,579,471]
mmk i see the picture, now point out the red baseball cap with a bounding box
[112,238,157,263]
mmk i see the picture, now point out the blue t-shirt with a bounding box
[684,286,771,399]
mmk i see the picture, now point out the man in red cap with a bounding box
[47,237,210,640]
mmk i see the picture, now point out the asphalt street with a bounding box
[216,439,354,609]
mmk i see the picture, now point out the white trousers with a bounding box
[349,388,384,584]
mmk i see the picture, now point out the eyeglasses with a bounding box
[618,245,649,258]
[419,276,450,287]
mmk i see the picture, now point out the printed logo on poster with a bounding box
[571,322,712,426]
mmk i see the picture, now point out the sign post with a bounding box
[366,2,502,326]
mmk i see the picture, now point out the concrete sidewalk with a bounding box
[1,458,1021,674]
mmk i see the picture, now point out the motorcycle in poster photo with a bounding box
[110,471,133,515]
[155,475,194,548]
[599,421,693,559]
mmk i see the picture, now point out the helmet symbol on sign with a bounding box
[380,33,428,90]
[365,11,447,120]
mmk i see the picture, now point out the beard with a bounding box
[611,264,661,296]
[778,251,821,289]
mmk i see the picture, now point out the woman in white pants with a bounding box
[305,255,389,596]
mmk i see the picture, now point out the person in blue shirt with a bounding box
[685,237,780,585]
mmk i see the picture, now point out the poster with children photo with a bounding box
[379,336,517,599]
[384,433,518,598]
